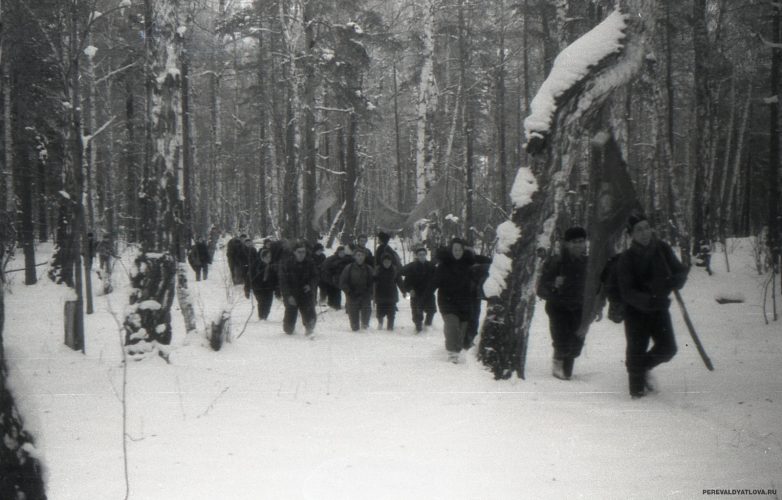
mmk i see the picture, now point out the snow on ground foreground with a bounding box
[4,239,781,499]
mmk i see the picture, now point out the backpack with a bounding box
[600,254,625,323]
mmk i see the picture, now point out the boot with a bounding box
[562,358,575,379]
[552,359,567,380]
[629,372,646,398]
[387,317,394,331]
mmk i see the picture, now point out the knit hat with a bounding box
[563,226,587,242]
[414,247,428,255]
[450,237,466,249]
[381,252,393,262]
[626,212,648,232]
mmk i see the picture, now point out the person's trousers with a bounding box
[624,306,678,393]
[411,294,436,330]
[346,294,372,331]
[442,313,469,353]
[283,299,317,334]
[545,302,585,361]
[376,303,397,328]
[324,284,342,310]
[195,265,209,281]
[253,289,274,319]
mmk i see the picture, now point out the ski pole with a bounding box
[659,245,714,371]
[672,289,714,371]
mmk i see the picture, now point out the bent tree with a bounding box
[478,1,657,379]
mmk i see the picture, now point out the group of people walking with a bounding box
[210,231,491,356]
[195,211,689,399]
[537,213,689,399]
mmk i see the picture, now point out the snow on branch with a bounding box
[524,9,630,153]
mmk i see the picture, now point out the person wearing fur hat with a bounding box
[321,246,351,310]
[339,247,374,331]
[617,213,688,398]
[401,247,438,333]
[537,226,588,380]
[374,252,404,330]
[278,241,319,336]
[431,238,476,363]
[374,231,401,270]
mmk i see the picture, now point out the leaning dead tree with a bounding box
[478,2,657,379]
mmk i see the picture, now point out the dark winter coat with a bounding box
[537,249,588,312]
[322,254,353,288]
[279,256,320,303]
[400,260,436,296]
[374,264,403,305]
[245,252,278,295]
[339,261,374,298]
[375,243,401,269]
[431,250,476,321]
[617,238,688,313]
[188,241,211,270]
[226,237,243,268]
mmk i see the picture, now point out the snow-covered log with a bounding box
[478,2,656,379]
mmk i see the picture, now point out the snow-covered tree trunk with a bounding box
[126,0,183,357]
[280,0,303,239]
[478,3,656,379]
[415,0,437,203]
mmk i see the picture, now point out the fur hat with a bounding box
[313,243,324,252]
[414,247,428,255]
[563,226,587,242]
[378,231,391,243]
[626,212,648,232]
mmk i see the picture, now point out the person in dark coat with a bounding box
[312,243,327,305]
[617,213,688,398]
[188,237,212,281]
[356,234,375,267]
[374,232,401,270]
[537,227,588,380]
[278,241,319,336]
[401,247,437,333]
[431,238,476,363]
[339,247,374,331]
[374,253,403,330]
[244,248,278,320]
[226,234,246,284]
[96,235,115,273]
[321,246,350,310]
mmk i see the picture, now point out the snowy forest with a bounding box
[1,0,782,498]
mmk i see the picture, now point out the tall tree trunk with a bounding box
[769,2,781,318]
[18,133,35,285]
[393,56,404,210]
[690,0,710,247]
[415,0,437,203]
[256,14,269,236]
[125,0,182,357]
[280,0,301,239]
[496,0,508,213]
[302,3,318,242]
[459,0,474,237]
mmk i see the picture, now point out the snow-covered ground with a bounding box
[3,240,781,499]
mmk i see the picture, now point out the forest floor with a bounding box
[3,238,781,500]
